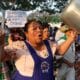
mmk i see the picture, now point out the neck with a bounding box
[43,38,48,41]
[27,40,44,51]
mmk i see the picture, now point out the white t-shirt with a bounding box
[5,40,57,77]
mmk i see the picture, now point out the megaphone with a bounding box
[61,0,80,34]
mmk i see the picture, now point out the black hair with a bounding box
[10,28,26,41]
[24,19,42,32]
[42,22,50,30]
[53,27,58,32]
[10,28,21,33]
[61,22,65,27]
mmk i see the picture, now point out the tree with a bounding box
[0,0,70,14]
[40,0,56,14]
[0,0,51,10]
[53,0,69,13]
[0,0,57,14]
[15,0,46,10]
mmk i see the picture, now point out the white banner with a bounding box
[5,10,27,28]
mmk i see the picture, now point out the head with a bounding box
[24,19,43,45]
[60,23,69,33]
[61,22,65,27]
[9,28,24,41]
[42,22,50,40]
[64,28,74,37]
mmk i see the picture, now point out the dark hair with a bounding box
[10,28,21,33]
[53,27,58,32]
[42,22,50,30]
[10,28,26,41]
[24,19,42,32]
[64,28,73,33]
[61,22,65,27]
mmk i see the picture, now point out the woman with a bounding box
[4,20,76,80]
[42,22,50,40]
[7,28,26,76]
[8,28,26,45]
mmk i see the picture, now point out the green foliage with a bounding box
[51,15,61,23]
[38,15,61,23]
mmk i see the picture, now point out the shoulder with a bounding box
[11,42,30,55]
[4,41,28,52]
[10,41,27,49]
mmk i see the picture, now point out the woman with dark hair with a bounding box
[5,28,26,78]
[3,19,77,80]
[8,28,26,44]
[42,22,50,40]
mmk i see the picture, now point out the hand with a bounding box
[4,49,17,60]
[74,62,80,69]
[67,29,77,42]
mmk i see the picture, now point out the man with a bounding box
[57,26,76,80]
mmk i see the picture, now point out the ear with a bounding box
[24,32,28,38]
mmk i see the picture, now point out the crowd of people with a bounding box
[0,19,79,80]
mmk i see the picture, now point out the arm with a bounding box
[0,45,17,62]
[1,51,12,62]
[58,30,77,55]
[1,49,17,62]
[0,46,11,62]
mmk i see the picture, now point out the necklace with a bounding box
[43,50,48,57]
[37,50,49,58]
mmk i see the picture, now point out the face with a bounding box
[43,28,50,40]
[14,33,20,40]
[65,29,73,36]
[65,29,77,39]
[11,33,20,41]
[25,22,43,44]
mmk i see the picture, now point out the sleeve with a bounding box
[57,39,65,45]
[56,35,66,45]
